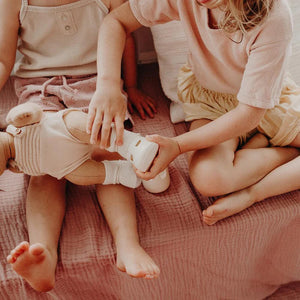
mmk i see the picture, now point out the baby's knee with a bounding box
[189,164,233,197]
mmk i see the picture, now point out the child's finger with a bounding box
[134,103,146,120]
[142,102,154,118]
[90,113,103,144]
[146,97,157,113]
[100,117,112,148]
[86,107,96,134]
[115,115,124,146]
[127,102,134,114]
[145,134,163,145]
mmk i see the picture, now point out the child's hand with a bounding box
[136,135,181,180]
[126,87,157,120]
[87,82,127,148]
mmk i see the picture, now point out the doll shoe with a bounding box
[142,168,170,193]
[127,136,159,172]
[107,127,159,172]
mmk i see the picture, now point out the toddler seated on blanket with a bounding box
[2,103,167,291]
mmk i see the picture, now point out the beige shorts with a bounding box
[178,65,300,146]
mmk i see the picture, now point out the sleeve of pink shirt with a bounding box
[237,2,293,109]
[129,0,180,26]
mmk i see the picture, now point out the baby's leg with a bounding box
[188,119,299,197]
[96,184,160,279]
[203,155,300,225]
[7,175,66,292]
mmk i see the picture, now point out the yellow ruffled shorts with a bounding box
[177,65,300,146]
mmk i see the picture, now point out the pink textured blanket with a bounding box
[0,65,299,299]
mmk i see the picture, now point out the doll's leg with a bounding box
[6,103,43,127]
[64,110,158,172]
[7,175,66,292]
[203,155,300,225]
[188,119,299,197]
[65,159,141,188]
[96,184,160,279]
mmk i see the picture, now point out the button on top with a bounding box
[56,11,77,35]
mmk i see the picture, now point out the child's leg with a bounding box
[203,155,300,225]
[188,119,299,197]
[96,184,160,279]
[7,175,66,292]
[202,131,300,225]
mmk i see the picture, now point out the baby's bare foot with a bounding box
[116,243,160,279]
[203,189,255,225]
[7,241,57,292]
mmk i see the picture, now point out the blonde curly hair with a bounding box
[220,0,274,33]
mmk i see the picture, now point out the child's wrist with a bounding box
[173,138,183,155]
[98,76,121,87]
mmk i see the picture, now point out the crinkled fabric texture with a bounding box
[0,65,299,299]
[178,65,300,146]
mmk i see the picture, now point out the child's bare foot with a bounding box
[203,188,255,225]
[116,243,160,279]
[7,241,57,292]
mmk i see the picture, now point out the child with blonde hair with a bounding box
[3,0,159,293]
[88,0,300,223]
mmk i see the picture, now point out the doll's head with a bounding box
[197,0,274,33]
[0,132,11,176]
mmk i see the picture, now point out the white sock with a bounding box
[102,160,141,188]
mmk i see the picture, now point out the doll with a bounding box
[1,103,169,191]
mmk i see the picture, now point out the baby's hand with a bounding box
[136,135,181,180]
[87,82,127,148]
[126,87,157,120]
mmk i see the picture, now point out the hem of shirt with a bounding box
[129,0,153,27]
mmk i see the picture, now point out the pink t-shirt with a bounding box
[129,0,293,109]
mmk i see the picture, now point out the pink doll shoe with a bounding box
[142,168,170,193]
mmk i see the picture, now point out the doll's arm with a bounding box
[6,103,43,127]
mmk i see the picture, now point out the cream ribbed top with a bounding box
[7,110,92,179]
[7,123,42,176]
[14,0,108,77]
